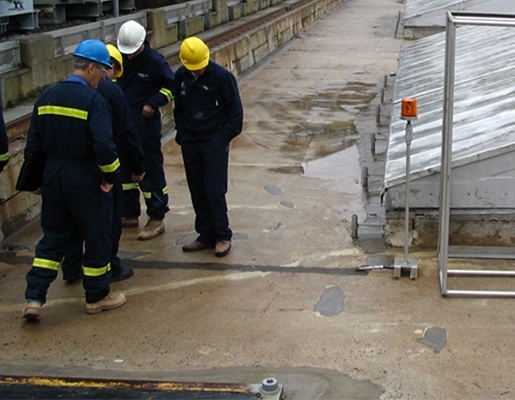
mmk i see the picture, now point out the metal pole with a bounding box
[404,121,412,261]
[113,0,120,17]
[448,270,515,277]
[438,12,457,296]
[437,11,515,297]
[393,100,418,280]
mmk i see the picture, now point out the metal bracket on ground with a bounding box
[393,257,418,280]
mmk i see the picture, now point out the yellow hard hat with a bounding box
[179,37,210,71]
[107,43,124,78]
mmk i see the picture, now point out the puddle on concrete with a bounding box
[280,120,358,163]
[269,83,377,209]
[337,81,377,113]
[302,145,362,193]
[278,82,376,163]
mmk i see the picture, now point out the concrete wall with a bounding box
[0,0,343,244]
[385,210,515,248]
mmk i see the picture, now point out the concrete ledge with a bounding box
[179,15,205,37]
[147,9,179,48]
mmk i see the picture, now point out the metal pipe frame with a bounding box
[438,11,515,298]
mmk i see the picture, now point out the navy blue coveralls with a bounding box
[116,42,174,221]
[0,110,8,172]
[61,78,145,280]
[24,75,120,304]
[173,61,243,245]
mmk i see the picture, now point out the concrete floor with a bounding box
[1,0,514,398]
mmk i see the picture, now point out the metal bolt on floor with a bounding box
[259,377,283,400]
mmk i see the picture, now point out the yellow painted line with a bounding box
[0,271,271,313]
[0,376,248,392]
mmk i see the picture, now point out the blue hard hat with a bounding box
[73,39,112,69]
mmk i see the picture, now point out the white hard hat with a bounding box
[117,20,146,55]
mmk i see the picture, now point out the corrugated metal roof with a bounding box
[404,0,515,27]
[384,25,515,188]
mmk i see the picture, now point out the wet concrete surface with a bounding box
[1,0,515,399]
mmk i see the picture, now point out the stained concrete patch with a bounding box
[264,185,283,195]
[279,201,294,208]
[233,232,249,240]
[314,285,344,316]
[418,327,447,353]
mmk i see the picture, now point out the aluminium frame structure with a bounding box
[439,11,515,297]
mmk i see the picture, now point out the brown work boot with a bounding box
[121,217,139,228]
[215,240,232,257]
[22,301,42,321]
[182,240,214,252]
[137,218,165,240]
[86,292,126,315]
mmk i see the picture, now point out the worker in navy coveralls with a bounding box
[174,37,243,257]
[116,20,175,240]
[0,110,8,173]
[61,44,145,284]
[22,40,126,320]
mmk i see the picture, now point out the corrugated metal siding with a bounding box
[384,25,515,189]
[404,0,515,27]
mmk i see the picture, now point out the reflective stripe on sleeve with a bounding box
[38,105,88,120]
[122,182,139,191]
[99,158,120,173]
[0,152,8,162]
[33,257,60,271]
[162,186,168,195]
[159,88,174,102]
[83,263,111,277]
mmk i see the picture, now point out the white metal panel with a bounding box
[384,25,515,190]
[404,0,515,27]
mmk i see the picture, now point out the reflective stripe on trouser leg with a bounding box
[139,176,169,220]
[25,258,60,304]
[83,263,111,277]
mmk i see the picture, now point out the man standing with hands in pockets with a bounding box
[174,37,243,257]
